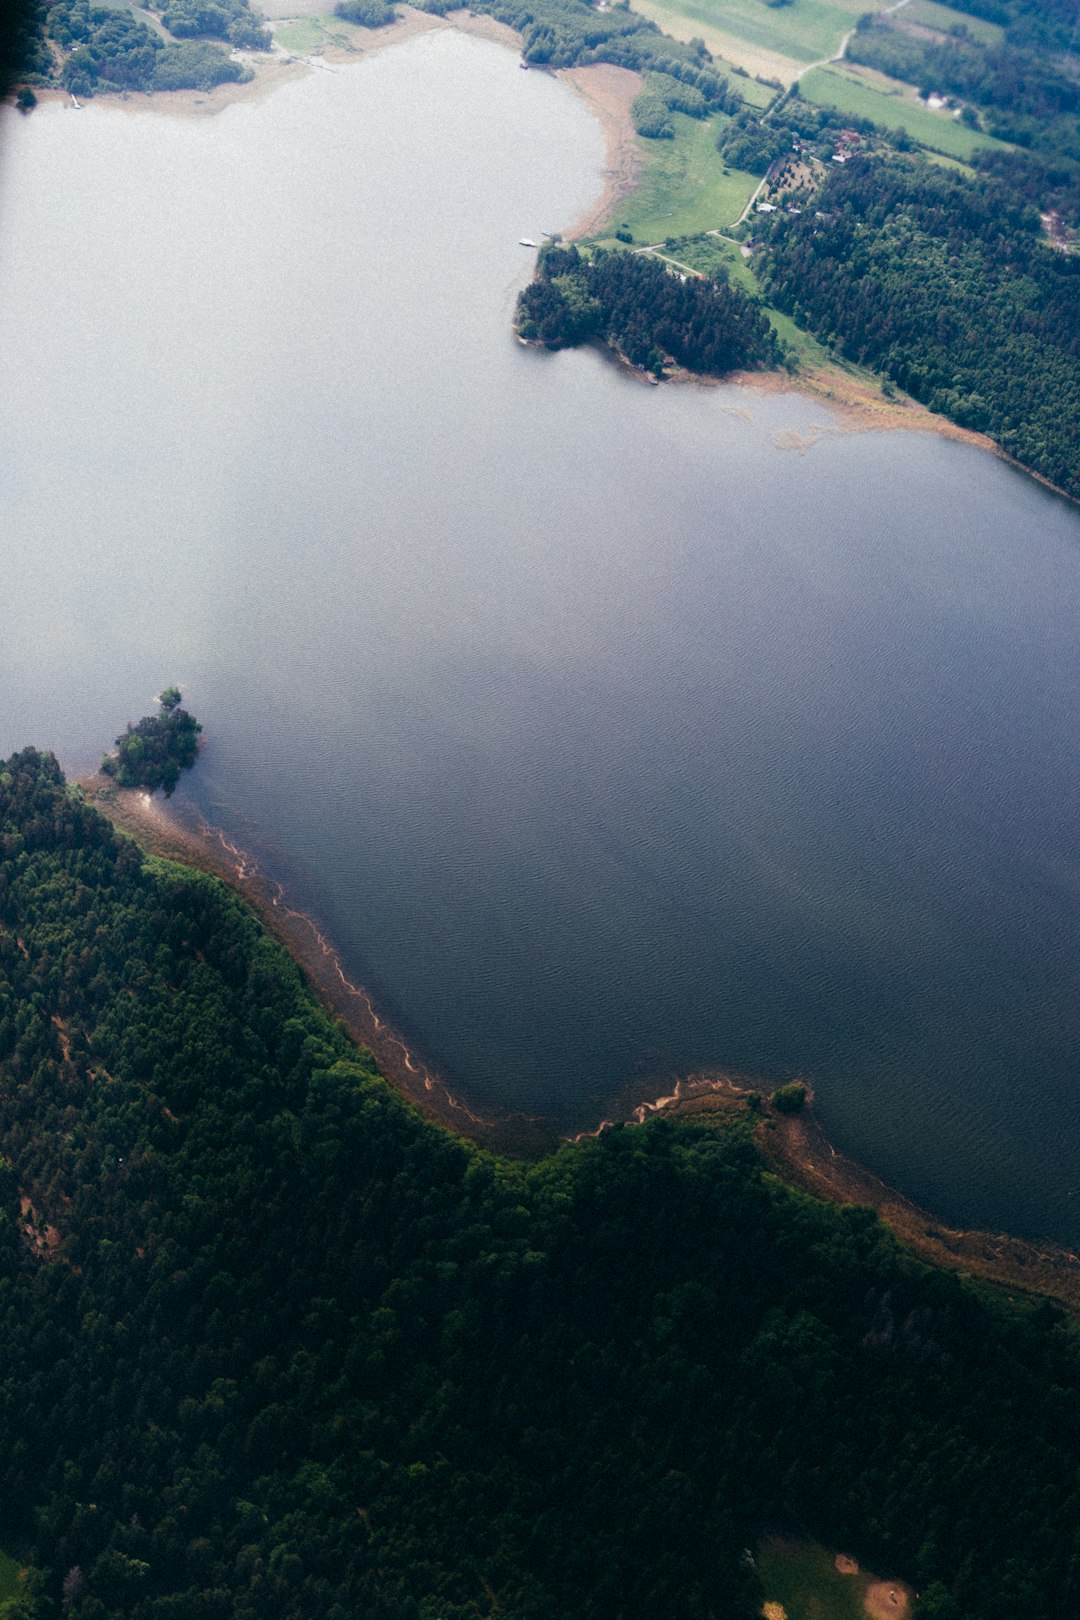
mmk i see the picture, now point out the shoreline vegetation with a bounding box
[80,777,1080,1315]
[662,1076,1080,1315]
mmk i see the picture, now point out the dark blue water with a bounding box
[2,35,1080,1243]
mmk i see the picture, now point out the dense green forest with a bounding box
[157,0,269,51]
[0,747,1079,1618]
[758,153,1080,496]
[934,0,1080,53]
[517,244,782,375]
[8,0,266,98]
[333,0,396,30]
[45,0,248,97]
[101,690,202,796]
[0,0,51,93]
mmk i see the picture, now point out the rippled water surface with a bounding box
[3,33,1080,1242]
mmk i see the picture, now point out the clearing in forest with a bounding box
[757,1539,913,1620]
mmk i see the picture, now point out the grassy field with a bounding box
[272,14,359,54]
[926,149,977,175]
[733,72,780,111]
[601,114,761,241]
[630,0,895,81]
[757,1539,913,1620]
[800,63,1007,159]
[636,0,885,65]
[903,0,1004,46]
[0,1552,23,1618]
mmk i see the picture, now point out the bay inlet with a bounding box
[3,31,1080,1244]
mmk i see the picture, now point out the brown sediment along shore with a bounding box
[555,63,644,240]
[78,779,1080,1308]
[714,362,1080,504]
[643,1074,1080,1313]
[78,776,554,1154]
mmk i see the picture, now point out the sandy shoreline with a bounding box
[78,776,554,1153]
[555,63,644,239]
[77,777,1080,1309]
[719,361,1078,501]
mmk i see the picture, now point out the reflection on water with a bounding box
[2,34,1080,1243]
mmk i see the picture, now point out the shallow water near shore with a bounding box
[3,33,1080,1244]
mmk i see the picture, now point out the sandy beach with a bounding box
[555,63,644,239]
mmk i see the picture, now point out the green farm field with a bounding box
[602,114,761,241]
[630,0,892,81]
[800,64,1007,159]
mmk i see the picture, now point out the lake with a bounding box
[3,30,1080,1244]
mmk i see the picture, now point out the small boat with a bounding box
[519,238,538,248]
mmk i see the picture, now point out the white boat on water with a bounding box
[519,238,538,248]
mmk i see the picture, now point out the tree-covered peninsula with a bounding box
[11,0,265,100]
[101,688,201,796]
[0,748,1077,1618]
[516,244,782,377]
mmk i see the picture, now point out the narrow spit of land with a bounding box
[82,780,1080,1315]
[658,1076,1080,1314]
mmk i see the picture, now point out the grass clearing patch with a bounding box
[638,0,889,66]
[800,63,1007,159]
[272,14,356,54]
[730,72,778,111]
[757,1539,912,1620]
[926,149,976,175]
[903,0,1004,46]
[654,233,834,367]
[0,1552,23,1617]
[605,113,761,240]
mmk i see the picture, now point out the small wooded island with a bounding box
[516,245,783,378]
[101,687,202,796]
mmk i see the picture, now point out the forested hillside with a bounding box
[0,748,1079,1619]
